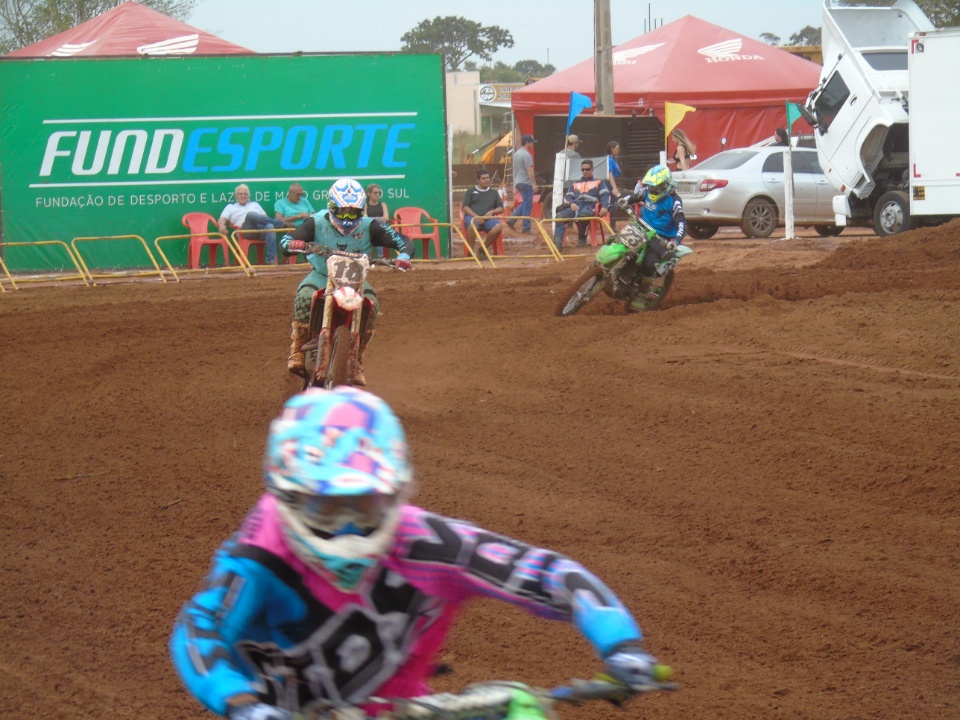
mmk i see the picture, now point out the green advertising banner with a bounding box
[0,53,449,271]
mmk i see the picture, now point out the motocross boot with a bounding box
[628,276,657,312]
[286,320,311,376]
[351,328,374,387]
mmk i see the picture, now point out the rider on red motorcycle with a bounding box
[281,178,413,385]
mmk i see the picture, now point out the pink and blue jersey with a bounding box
[170,495,642,716]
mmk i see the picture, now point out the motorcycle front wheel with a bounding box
[324,325,352,389]
[555,265,607,317]
[626,269,675,312]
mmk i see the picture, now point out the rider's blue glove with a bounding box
[228,703,292,720]
[604,646,660,689]
[395,252,412,271]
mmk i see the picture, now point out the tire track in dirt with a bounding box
[645,344,958,382]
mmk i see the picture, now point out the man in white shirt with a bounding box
[218,184,285,264]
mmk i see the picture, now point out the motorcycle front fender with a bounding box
[596,242,628,266]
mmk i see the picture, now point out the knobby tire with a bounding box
[555,265,607,317]
[324,325,352,389]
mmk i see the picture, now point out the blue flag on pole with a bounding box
[566,92,593,135]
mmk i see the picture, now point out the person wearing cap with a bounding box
[507,134,537,233]
[564,134,582,159]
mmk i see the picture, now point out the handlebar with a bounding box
[289,243,407,269]
[300,673,677,720]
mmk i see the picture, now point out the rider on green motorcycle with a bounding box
[602,165,687,312]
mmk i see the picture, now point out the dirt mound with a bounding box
[818,218,960,271]
[1,228,957,720]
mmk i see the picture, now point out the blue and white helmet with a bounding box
[327,178,367,235]
[264,387,414,590]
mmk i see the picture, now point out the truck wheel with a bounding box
[873,191,913,237]
[687,222,719,239]
[740,198,777,238]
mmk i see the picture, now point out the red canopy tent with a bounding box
[5,1,252,57]
[512,16,821,163]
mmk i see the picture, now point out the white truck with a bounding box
[802,0,960,236]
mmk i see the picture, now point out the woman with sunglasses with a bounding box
[280,178,413,386]
[364,183,390,223]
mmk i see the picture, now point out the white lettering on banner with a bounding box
[33,192,199,208]
[33,112,419,188]
[128,192,197,205]
[35,194,105,208]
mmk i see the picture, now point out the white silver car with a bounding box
[674,146,844,239]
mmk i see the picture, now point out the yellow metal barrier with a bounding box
[228,226,303,271]
[71,235,168,283]
[498,215,563,262]
[0,253,17,291]
[153,232,254,282]
[393,221,487,267]
[548,215,615,252]
[0,240,91,288]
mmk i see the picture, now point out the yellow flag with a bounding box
[664,102,697,140]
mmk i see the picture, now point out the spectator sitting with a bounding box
[219,183,285,264]
[364,183,390,222]
[274,182,315,229]
[553,159,612,250]
[461,168,505,254]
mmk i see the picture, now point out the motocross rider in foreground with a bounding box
[280,178,413,386]
[612,165,687,311]
[170,386,667,720]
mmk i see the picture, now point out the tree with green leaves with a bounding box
[400,16,514,72]
[0,0,196,54]
[766,0,958,49]
[788,25,822,46]
[464,58,556,83]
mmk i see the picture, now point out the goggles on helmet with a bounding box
[287,491,394,538]
[331,206,364,222]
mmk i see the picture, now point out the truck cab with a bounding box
[804,0,933,231]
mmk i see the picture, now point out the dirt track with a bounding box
[2,223,958,720]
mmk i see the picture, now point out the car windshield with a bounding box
[693,151,757,170]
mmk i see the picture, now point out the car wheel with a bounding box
[873,191,913,237]
[814,224,844,237]
[740,198,777,238]
[687,222,719,239]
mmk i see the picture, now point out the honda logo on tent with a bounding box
[137,34,200,55]
[698,38,764,63]
[50,42,95,57]
[613,43,664,65]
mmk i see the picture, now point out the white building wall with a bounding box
[445,71,481,134]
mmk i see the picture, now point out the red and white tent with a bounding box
[512,16,821,162]
[5,1,252,57]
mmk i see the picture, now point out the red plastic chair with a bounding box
[587,204,609,247]
[459,207,504,257]
[392,206,442,260]
[182,212,232,269]
[230,223,267,265]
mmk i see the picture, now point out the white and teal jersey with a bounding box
[280,211,412,289]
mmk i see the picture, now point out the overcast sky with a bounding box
[187,0,824,72]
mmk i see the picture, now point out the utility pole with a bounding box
[595,0,615,115]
